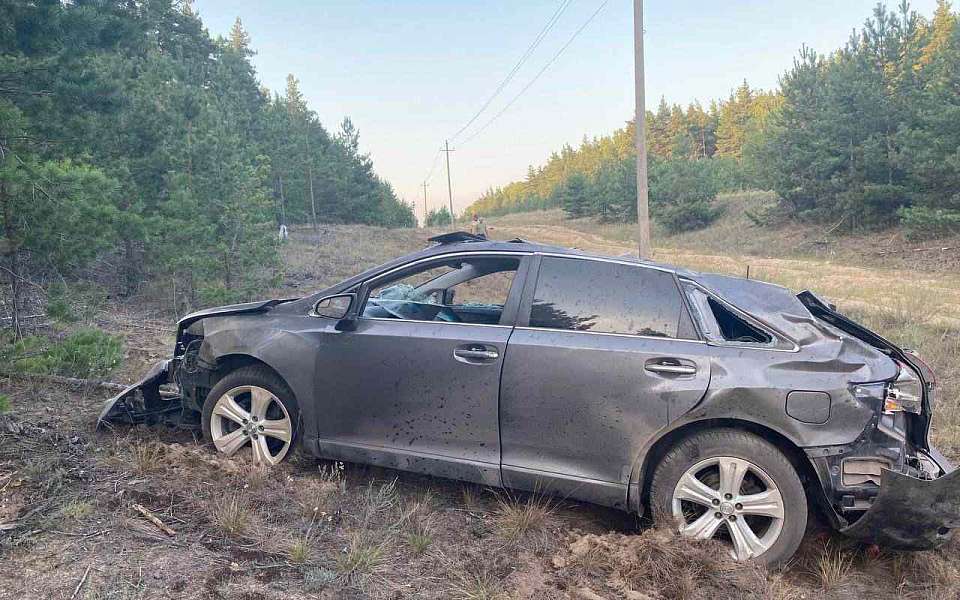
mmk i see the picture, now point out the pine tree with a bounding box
[229,17,252,53]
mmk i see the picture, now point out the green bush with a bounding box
[0,394,9,413]
[838,185,908,230]
[650,159,724,233]
[6,329,123,379]
[898,206,960,240]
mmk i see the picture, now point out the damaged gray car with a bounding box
[100,232,958,565]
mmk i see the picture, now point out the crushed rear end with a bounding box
[799,291,958,549]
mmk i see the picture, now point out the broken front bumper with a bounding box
[97,359,184,427]
[839,455,959,550]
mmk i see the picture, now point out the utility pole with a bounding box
[634,0,651,259]
[421,181,429,227]
[443,140,455,227]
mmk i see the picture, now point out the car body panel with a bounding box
[500,328,712,508]
[312,318,510,474]
[99,235,957,551]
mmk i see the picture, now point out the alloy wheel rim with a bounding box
[210,385,292,465]
[671,456,785,561]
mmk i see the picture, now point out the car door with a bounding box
[313,252,530,487]
[499,255,712,509]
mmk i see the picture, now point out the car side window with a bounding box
[449,270,515,307]
[528,257,690,338]
[362,256,520,325]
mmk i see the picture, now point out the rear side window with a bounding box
[681,281,781,347]
[528,257,691,338]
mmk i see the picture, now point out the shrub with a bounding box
[7,329,123,379]
[0,394,9,413]
[839,184,908,230]
[899,206,960,240]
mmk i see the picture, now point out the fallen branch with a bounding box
[71,565,92,600]
[3,372,128,392]
[875,246,955,255]
[132,503,176,536]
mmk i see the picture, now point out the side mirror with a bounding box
[314,293,355,320]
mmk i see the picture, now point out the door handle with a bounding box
[454,348,499,361]
[645,362,697,375]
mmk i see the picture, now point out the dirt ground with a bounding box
[2,223,959,599]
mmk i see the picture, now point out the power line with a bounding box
[448,0,574,144]
[423,146,443,184]
[459,0,609,148]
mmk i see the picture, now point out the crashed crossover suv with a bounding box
[101,232,958,565]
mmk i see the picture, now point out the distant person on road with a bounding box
[470,213,488,239]
[278,223,289,242]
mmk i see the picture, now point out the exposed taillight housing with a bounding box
[852,361,923,415]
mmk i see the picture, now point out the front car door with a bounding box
[499,255,712,509]
[313,252,530,486]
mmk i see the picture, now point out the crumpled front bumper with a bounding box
[840,455,959,550]
[97,359,184,427]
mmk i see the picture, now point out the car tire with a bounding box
[201,365,300,466]
[649,428,807,567]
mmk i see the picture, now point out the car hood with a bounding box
[177,299,285,333]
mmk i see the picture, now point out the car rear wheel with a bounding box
[650,429,807,566]
[202,365,299,466]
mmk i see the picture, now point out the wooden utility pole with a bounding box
[634,0,651,259]
[422,181,429,227]
[443,140,455,227]
[304,132,319,245]
[278,175,287,225]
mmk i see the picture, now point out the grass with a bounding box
[59,499,94,521]
[0,393,8,413]
[130,440,166,476]
[448,568,503,600]
[396,496,435,556]
[288,534,312,564]
[492,492,555,544]
[211,493,251,537]
[809,541,856,592]
[336,532,386,582]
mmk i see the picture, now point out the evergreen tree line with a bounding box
[468,1,960,239]
[1,0,414,333]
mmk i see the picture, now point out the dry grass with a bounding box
[807,540,856,591]
[449,567,504,600]
[397,496,435,556]
[492,492,556,544]
[337,531,387,583]
[211,492,252,537]
[58,499,93,521]
[552,528,770,600]
[3,220,960,600]
[129,439,166,475]
[287,534,312,564]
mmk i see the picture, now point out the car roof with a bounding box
[418,236,690,275]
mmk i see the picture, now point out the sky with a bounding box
[194,0,940,219]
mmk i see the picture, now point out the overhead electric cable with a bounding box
[448,0,575,144]
[459,0,609,148]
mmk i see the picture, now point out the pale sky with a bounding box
[194,0,939,219]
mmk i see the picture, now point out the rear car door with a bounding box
[499,255,711,508]
[313,252,530,486]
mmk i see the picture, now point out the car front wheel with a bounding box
[201,365,299,465]
[649,429,807,566]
